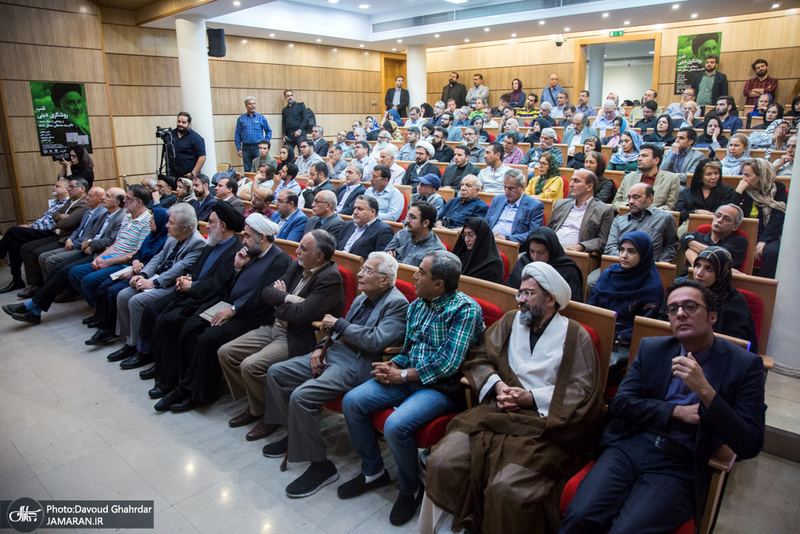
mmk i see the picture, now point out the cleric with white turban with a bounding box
[245,213,279,237]
[521,261,572,310]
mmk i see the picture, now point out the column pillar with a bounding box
[587,44,605,107]
[175,16,216,175]
[767,161,800,376]
[406,45,427,110]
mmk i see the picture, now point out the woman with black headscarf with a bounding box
[505,227,583,301]
[451,217,505,284]
[522,117,551,145]
[56,145,95,187]
[642,114,676,146]
[676,158,734,225]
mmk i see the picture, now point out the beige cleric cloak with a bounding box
[425,311,605,534]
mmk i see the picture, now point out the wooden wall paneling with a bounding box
[218,40,380,71]
[112,115,180,146]
[0,73,24,223]
[98,7,136,26]
[0,153,8,189]
[101,24,178,57]
[13,147,117,188]
[210,88,380,116]
[425,39,575,72]
[115,145,163,177]
[0,4,102,48]
[0,0,98,15]
[0,44,106,83]
[8,117,41,153]
[209,62,380,94]
[97,8,121,184]
[106,54,180,86]
[109,85,182,117]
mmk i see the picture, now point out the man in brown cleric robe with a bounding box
[420,261,604,534]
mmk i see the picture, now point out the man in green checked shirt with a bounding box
[339,250,485,527]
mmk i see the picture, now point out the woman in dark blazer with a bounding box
[676,158,735,225]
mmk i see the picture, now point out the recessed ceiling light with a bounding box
[564,27,570,31]
[316,38,321,42]
[654,23,664,29]
[691,13,698,18]
[241,39,247,44]
[358,4,370,8]
[772,3,780,7]
[511,33,517,37]
[602,12,609,18]
[444,0,468,3]
[672,4,679,9]
[392,48,397,51]
[359,43,364,47]
[332,48,337,52]
[484,27,490,32]
[434,34,440,38]
[269,33,275,37]
[464,38,470,42]
[233,1,240,6]
[624,20,630,25]
[327,0,339,3]
[288,43,293,47]
[539,20,545,25]
[396,39,402,43]
[649,50,655,54]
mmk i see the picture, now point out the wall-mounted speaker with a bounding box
[207,28,226,58]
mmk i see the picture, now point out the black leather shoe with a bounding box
[154,388,186,412]
[11,311,41,325]
[0,280,25,294]
[86,329,118,346]
[389,481,425,526]
[169,397,195,412]
[120,352,154,370]
[107,344,137,362]
[86,320,101,329]
[2,303,27,316]
[139,365,155,380]
[17,286,40,299]
[337,470,391,499]
[82,314,97,325]
[148,387,166,399]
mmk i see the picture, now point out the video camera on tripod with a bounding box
[155,126,173,141]
[155,126,177,177]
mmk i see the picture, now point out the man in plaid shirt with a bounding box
[339,249,484,526]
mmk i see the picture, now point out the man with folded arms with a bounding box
[218,230,344,441]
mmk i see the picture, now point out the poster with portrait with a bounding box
[30,81,93,158]
[674,32,722,95]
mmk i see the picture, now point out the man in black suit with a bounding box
[219,230,345,441]
[303,190,344,240]
[402,141,441,193]
[151,211,291,412]
[441,72,467,108]
[561,280,766,533]
[299,162,336,209]
[334,163,367,216]
[337,196,394,260]
[385,76,410,119]
[310,125,329,157]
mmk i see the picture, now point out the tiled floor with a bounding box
[1,265,799,533]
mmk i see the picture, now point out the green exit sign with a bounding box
[609,30,624,37]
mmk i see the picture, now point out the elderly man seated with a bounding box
[437,175,489,229]
[420,262,604,534]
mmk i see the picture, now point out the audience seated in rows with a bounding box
[676,158,735,227]
[334,163,366,216]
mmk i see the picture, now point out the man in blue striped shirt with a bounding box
[339,250,484,526]
[235,96,272,172]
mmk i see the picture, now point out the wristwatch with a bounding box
[400,369,408,383]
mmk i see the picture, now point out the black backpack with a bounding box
[304,106,316,133]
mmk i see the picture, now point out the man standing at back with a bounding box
[466,74,490,107]
[692,55,728,107]
[235,96,271,172]
[541,73,565,107]
[743,59,778,106]
[385,76,410,119]
[281,89,308,156]
[442,72,467,108]
[561,280,765,533]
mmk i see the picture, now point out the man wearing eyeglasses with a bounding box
[421,261,603,533]
[681,203,748,272]
[561,279,765,533]
[302,190,344,238]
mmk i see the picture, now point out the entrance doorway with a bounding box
[381,54,407,106]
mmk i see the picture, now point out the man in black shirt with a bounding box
[281,89,308,156]
[168,111,206,178]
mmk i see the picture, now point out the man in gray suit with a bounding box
[96,204,207,369]
[262,251,409,498]
[548,169,614,254]
[303,190,344,240]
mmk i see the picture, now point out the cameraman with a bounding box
[165,111,206,178]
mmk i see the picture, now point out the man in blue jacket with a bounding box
[485,168,544,243]
[272,189,308,242]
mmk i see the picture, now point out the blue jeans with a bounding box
[342,379,456,495]
[68,263,125,308]
[241,143,260,172]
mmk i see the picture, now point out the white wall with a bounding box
[602,61,654,103]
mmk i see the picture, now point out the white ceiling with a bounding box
[140,0,797,53]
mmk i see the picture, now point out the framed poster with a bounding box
[30,82,93,158]
[674,32,722,95]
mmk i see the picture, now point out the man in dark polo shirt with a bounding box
[681,203,748,273]
[168,111,206,178]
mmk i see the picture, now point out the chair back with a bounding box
[499,252,509,282]
[472,296,505,327]
[738,288,763,345]
[394,279,417,304]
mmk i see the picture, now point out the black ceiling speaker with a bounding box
[207,28,226,58]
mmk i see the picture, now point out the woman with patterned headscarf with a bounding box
[607,130,642,172]
[524,151,564,200]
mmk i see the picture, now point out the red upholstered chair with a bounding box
[394,279,418,304]
[695,224,749,271]
[499,252,510,282]
[338,265,357,316]
[472,296,505,327]
[398,193,408,222]
[561,176,570,198]
[738,288,763,345]
[487,132,496,142]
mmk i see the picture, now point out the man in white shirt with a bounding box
[365,165,405,222]
[478,143,511,196]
